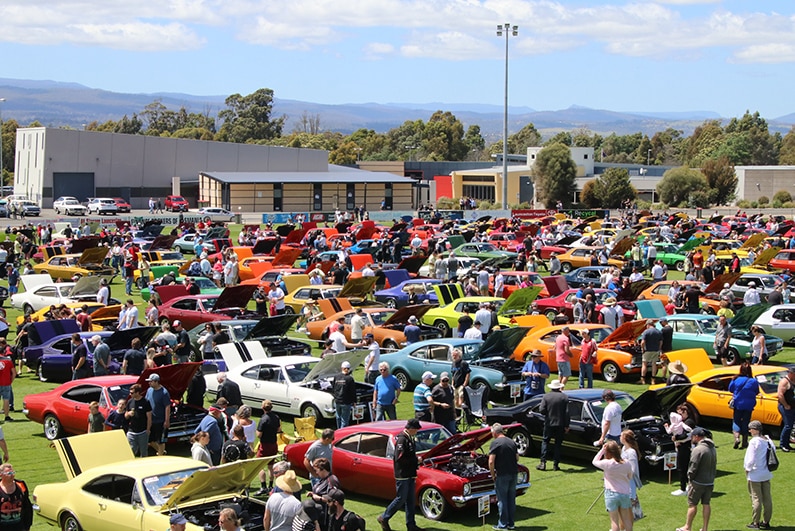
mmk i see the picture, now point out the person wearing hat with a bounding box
[666,360,691,386]
[350,307,367,343]
[743,420,774,529]
[91,335,111,377]
[363,333,381,384]
[537,380,570,471]
[639,320,663,385]
[599,297,622,330]
[463,320,483,340]
[263,470,302,531]
[403,315,422,345]
[379,418,421,531]
[169,512,187,531]
[145,373,171,457]
[521,350,550,400]
[678,427,716,531]
[413,372,435,422]
[194,402,224,465]
[333,361,356,428]
[293,498,322,531]
[744,281,761,307]
[719,282,734,302]
[431,372,456,433]
[124,384,152,457]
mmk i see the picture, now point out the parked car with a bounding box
[113,197,132,212]
[374,269,441,308]
[730,273,784,302]
[155,284,260,330]
[284,421,531,520]
[198,206,235,221]
[753,303,795,343]
[32,248,117,283]
[86,197,119,215]
[53,196,88,215]
[562,265,610,288]
[9,199,40,216]
[165,195,189,212]
[172,233,216,254]
[11,274,117,313]
[32,430,269,531]
[485,385,691,464]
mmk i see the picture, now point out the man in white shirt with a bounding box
[463,321,483,340]
[651,260,665,281]
[268,282,286,314]
[96,279,110,305]
[743,282,761,306]
[123,299,139,329]
[350,308,367,343]
[493,270,504,298]
[474,303,492,334]
[329,322,359,353]
[596,389,623,444]
[361,263,375,277]
[628,267,644,282]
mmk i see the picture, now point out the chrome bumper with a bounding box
[451,481,531,506]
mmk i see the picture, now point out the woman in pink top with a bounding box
[592,440,634,531]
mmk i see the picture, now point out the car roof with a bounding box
[333,420,441,437]
[561,388,631,400]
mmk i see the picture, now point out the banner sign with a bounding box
[511,209,557,219]
[560,209,610,219]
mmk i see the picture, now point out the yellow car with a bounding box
[16,302,106,326]
[34,430,272,531]
[33,247,116,282]
[555,246,625,273]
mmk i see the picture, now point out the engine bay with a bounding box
[177,496,266,530]
[431,451,490,478]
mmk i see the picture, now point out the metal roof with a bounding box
[200,170,416,184]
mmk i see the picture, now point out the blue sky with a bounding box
[2,0,795,119]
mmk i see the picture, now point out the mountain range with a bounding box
[1,77,792,140]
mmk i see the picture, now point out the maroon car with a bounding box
[155,284,260,330]
[113,197,131,213]
[284,421,530,521]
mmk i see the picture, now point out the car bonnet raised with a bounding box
[76,247,111,266]
[245,314,302,339]
[476,327,531,360]
[338,276,378,299]
[421,424,512,461]
[621,384,692,421]
[382,304,436,326]
[137,362,203,401]
[104,326,161,352]
[301,350,370,383]
[214,284,258,310]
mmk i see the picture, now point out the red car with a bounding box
[284,421,530,521]
[113,197,131,213]
[155,284,259,330]
[165,195,189,212]
[22,362,206,442]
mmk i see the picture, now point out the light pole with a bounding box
[0,98,5,185]
[497,23,518,210]
[647,148,651,166]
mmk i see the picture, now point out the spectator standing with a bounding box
[597,389,623,444]
[621,430,644,521]
[639,320,662,385]
[325,489,363,531]
[255,400,281,495]
[104,398,129,431]
[403,315,422,344]
[751,326,768,365]
[659,317,674,377]
[194,404,224,465]
[669,403,696,496]
[329,321,359,353]
[744,282,762,307]
[373,362,401,420]
[743,420,774,529]
[190,431,213,465]
[303,429,335,487]
[578,329,598,389]
[76,305,93,331]
[350,308,366,343]
[332,361,356,428]
[268,282,286,315]
[70,333,89,381]
[145,373,171,457]
[96,278,109,305]
[457,309,473,338]
[378,418,421,531]
[678,427,717,531]
[537,380,569,471]
[0,463,33,531]
[729,361,760,449]
[216,373,242,417]
[463,320,483,340]
[125,384,152,457]
[173,320,192,363]
[521,350,549,400]
[431,372,456,434]
[549,253,561,276]
[713,315,732,367]
[489,423,519,530]
[122,338,146,375]
[413,371,434,421]
[363,334,380,384]
[451,348,470,409]
[263,471,302,531]
[554,327,573,386]
[474,303,492,336]
[592,441,634,531]
[776,367,795,452]
[494,269,504,298]
[91,335,110,376]
[87,401,105,433]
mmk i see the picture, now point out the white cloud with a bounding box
[733,43,795,64]
[363,42,396,60]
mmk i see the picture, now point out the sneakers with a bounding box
[759,523,771,530]
[747,524,759,529]
[4,417,11,423]
[536,462,546,471]
[671,489,686,496]
[780,446,791,453]
[377,515,392,531]
[253,488,268,497]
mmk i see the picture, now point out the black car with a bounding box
[485,385,692,466]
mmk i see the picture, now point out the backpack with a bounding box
[342,511,366,531]
[766,440,779,471]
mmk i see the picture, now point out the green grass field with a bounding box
[5,226,795,531]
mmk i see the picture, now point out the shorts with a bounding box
[604,488,632,511]
[687,483,713,506]
[455,386,465,401]
[257,442,279,458]
[0,386,10,401]
[642,350,660,364]
[715,345,729,361]
[149,423,167,444]
[557,361,572,378]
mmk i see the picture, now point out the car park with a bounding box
[86,197,119,215]
[53,196,88,215]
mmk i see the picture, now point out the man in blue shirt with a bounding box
[145,373,171,457]
[372,362,401,421]
[520,350,550,400]
[403,316,421,345]
[413,372,434,421]
[195,403,224,465]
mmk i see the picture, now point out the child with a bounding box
[87,401,105,433]
[664,411,692,436]
[104,398,128,431]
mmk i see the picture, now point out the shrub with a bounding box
[758,195,769,205]
[436,196,457,209]
[736,199,752,208]
[774,190,792,204]
[750,201,759,208]
[687,190,712,208]
[635,200,653,210]
[784,201,795,209]
[773,200,783,208]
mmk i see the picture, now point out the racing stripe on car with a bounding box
[234,342,253,363]
[327,299,345,314]
[59,438,82,477]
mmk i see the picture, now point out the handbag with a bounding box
[631,497,644,520]
[767,440,779,471]
[728,398,735,409]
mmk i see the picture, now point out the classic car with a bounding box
[113,197,132,212]
[205,351,373,421]
[53,196,88,215]
[730,273,784,302]
[141,276,222,302]
[511,320,646,383]
[32,247,117,282]
[496,271,546,298]
[306,299,442,350]
[374,269,441,308]
[380,327,531,395]
[533,287,619,322]
[33,430,272,531]
[86,197,119,215]
[417,256,481,279]
[484,385,692,464]
[14,301,107,326]
[562,265,611,288]
[10,274,118,313]
[283,284,343,313]
[752,303,795,343]
[449,242,517,266]
[172,233,216,254]
[554,246,625,273]
[198,206,235,221]
[23,362,206,441]
[155,284,260,330]
[284,421,530,520]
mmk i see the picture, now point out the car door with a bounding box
[32,286,59,310]
[332,432,395,498]
[768,308,795,342]
[77,474,144,531]
[240,363,291,413]
[170,299,199,329]
[692,374,735,418]
[60,384,104,435]
[670,319,703,352]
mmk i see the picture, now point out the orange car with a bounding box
[639,273,742,313]
[305,299,443,350]
[555,247,625,273]
[511,319,645,383]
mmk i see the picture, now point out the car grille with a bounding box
[468,476,496,494]
[169,404,206,440]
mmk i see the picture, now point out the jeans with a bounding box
[127,430,149,457]
[125,276,133,295]
[383,477,416,526]
[540,424,565,466]
[494,473,517,528]
[376,404,397,421]
[578,362,594,388]
[778,403,795,449]
[336,403,352,428]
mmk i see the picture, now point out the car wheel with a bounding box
[55,208,60,214]
[300,404,321,420]
[433,320,450,337]
[22,303,34,315]
[136,277,148,289]
[509,427,532,457]
[600,361,621,383]
[419,487,449,521]
[385,297,397,309]
[561,263,572,273]
[674,261,684,272]
[44,414,64,440]
[383,339,399,351]
[393,369,410,391]
[544,310,557,322]
[37,363,48,383]
[283,307,295,315]
[60,513,83,531]
[726,348,740,366]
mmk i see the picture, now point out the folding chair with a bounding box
[293,416,320,442]
[458,386,487,432]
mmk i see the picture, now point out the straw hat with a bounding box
[603,297,617,307]
[275,470,302,494]
[668,360,688,375]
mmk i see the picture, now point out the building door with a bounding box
[519,176,534,204]
[53,173,94,203]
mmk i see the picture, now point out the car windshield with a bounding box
[757,370,789,394]
[192,277,217,290]
[568,327,613,344]
[142,467,206,506]
[696,318,717,333]
[228,323,258,341]
[588,395,635,423]
[460,343,488,361]
[107,384,132,405]
[368,310,396,326]
[283,361,316,383]
[387,427,453,457]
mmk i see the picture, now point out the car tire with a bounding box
[384,297,397,309]
[55,208,60,214]
[675,261,685,272]
[283,307,295,315]
[509,427,532,457]
[433,320,450,337]
[544,310,557,322]
[393,369,410,391]
[600,361,621,383]
[44,413,64,440]
[419,487,449,521]
[37,363,48,383]
[726,348,740,366]
[60,513,83,531]
[561,263,572,273]
[383,339,399,351]
[300,403,321,420]
[22,303,34,315]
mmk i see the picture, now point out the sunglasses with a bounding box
[441,378,450,382]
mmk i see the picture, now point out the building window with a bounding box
[584,154,588,159]
[346,183,355,210]
[313,183,322,211]
[462,185,495,202]
[273,183,283,211]
[384,183,393,210]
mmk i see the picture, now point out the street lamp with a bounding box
[497,23,518,210]
[647,148,651,166]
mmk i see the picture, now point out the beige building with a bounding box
[735,166,795,202]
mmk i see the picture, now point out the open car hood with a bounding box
[283,229,308,245]
[155,285,190,304]
[704,272,742,294]
[499,287,542,316]
[731,303,771,330]
[162,457,275,510]
[27,319,81,346]
[88,304,123,322]
[476,327,531,359]
[138,361,203,400]
[218,341,271,371]
[245,314,301,339]
[69,237,103,254]
[633,299,667,320]
[676,237,706,254]
[741,233,767,249]
[271,247,302,267]
[622,384,692,422]
[397,256,426,275]
[602,320,647,344]
[356,221,379,241]
[105,326,160,351]
[432,283,465,306]
[542,275,569,297]
[76,246,109,266]
[69,276,103,297]
[421,425,496,461]
[383,304,435,326]
[214,284,258,310]
[149,235,178,251]
[338,276,377,299]
[302,349,370,383]
[252,239,279,255]
[140,224,165,239]
[617,280,652,302]
[384,269,411,287]
[753,247,781,267]
[41,246,66,260]
[20,273,55,292]
[553,235,579,247]
[610,237,635,258]
[206,227,227,240]
[54,430,136,480]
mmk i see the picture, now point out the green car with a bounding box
[449,242,517,265]
[623,242,688,271]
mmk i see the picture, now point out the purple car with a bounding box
[374,269,441,309]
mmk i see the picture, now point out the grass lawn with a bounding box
[4,225,795,530]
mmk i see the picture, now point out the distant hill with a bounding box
[0,77,793,139]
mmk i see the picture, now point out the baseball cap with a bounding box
[322,488,345,504]
[691,427,710,438]
[440,371,450,381]
[172,320,181,327]
[421,371,436,380]
[405,418,422,430]
[209,402,226,412]
[341,361,352,370]
[364,333,374,340]
[146,373,160,382]
[170,513,188,525]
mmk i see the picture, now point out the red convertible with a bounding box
[22,363,206,443]
[283,421,530,521]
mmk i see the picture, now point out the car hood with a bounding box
[87,304,123,322]
[215,285,258,310]
[704,272,742,294]
[432,283,465,306]
[138,361,203,400]
[69,276,103,297]
[476,327,531,359]
[245,314,301,339]
[20,273,55,291]
[302,349,370,383]
[76,247,109,266]
[252,239,279,255]
[383,304,435,326]
[149,235,178,251]
[633,299,667,320]
[610,237,635,258]
[54,430,136,479]
[741,233,768,249]
[731,303,771,330]
[602,320,647,344]
[753,246,781,267]
[622,384,692,421]
[105,326,160,351]
[272,248,302,267]
[677,237,706,254]
[421,425,497,461]
[617,280,652,302]
[141,224,165,239]
[397,256,426,275]
[283,229,307,245]
[338,276,377,299]
[162,457,275,510]
[542,275,569,297]
[499,287,542,316]
[384,269,411,287]
[27,319,81,346]
[554,235,579,247]
[41,246,66,260]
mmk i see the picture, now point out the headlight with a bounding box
[517,470,528,484]
[655,443,662,456]
[463,483,471,496]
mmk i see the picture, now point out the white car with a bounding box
[86,197,118,215]
[205,350,373,420]
[173,233,215,254]
[53,196,87,215]
[753,304,795,343]
[198,207,235,222]
[10,274,108,313]
[418,256,481,278]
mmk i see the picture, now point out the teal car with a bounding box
[141,276,222,302]
[449,242,517,264]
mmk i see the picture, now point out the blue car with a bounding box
[562,266,610,288]
[374,269,441,308]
